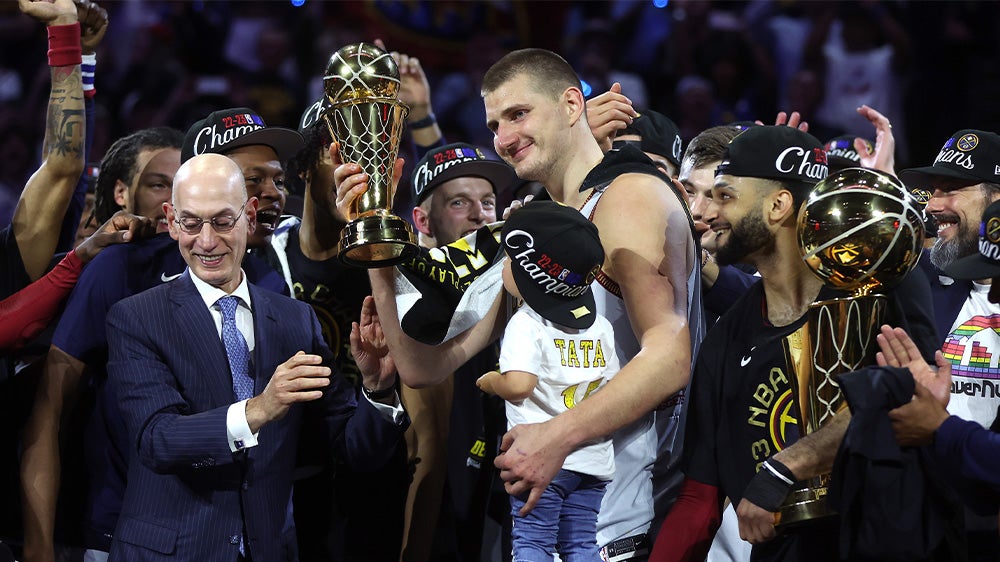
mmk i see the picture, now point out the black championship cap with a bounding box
[182,107,304,162]
[716,126,828,184]
[617,109,683,168]
[412,143,516,203]
[502,201,604,329]
[944,199,1000,280]
[899,129,1000,188]
[824,134,872,172]
[298,98,327,133]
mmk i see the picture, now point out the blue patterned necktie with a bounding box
[217,296,254,402]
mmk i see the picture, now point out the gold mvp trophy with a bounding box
[778,168,925,528]
[323,42,418,267]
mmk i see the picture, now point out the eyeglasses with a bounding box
[174,200,248,235]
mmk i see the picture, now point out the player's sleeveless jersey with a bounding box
[579,146,705,545]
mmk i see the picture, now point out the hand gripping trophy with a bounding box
[323,42,418,267]
[779,167,925,527]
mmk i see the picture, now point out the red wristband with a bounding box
[47,22,82,67]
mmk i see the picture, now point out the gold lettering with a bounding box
[769,367,788,388]
[754,383,774,408]
[751,439,771,461]
[748,406,768,427]
[554,339,567,366]
[470,439,485,457]
[593,340,606,368]
[579,340,594,368]
[567,340,579,368]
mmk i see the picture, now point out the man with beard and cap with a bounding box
[649,125,938,561]
[884,201,1000,498]
[898,128,1000,561]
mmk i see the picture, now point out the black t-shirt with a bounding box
[284,227,371,388]
[684,266,937,561]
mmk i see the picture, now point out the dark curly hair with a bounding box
[92,127,184,224]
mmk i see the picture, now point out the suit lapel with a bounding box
[169,273,234,406]
[249,285,280,396]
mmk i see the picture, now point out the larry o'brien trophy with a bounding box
[323,42,418,267]
[779,168,924,527]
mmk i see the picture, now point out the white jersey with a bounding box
[944,282,1000,428]
[580,183,705,546]
[500,305,620,480]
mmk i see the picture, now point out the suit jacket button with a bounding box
[230,534,240,545]
[242,480,249,490]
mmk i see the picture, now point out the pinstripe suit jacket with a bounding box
[106,272,405,561]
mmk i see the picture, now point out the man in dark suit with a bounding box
[106,153,406,561]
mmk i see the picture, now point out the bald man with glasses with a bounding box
[105,154,407,562]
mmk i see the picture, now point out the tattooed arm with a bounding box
[14,0,84,281]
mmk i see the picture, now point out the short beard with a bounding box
[930,193,991,271]
[715,211,773,266]
[930,226,978,270]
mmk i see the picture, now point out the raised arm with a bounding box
[586,82,637,152]
[363,270,506,387]
[0,212,150,353]
[333,146,507,387]
[14,0,85,281]
[376,39,444,149]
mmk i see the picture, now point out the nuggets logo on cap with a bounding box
[909,188,931,205]
[958,133,979,152]
[900,129,1000,189]
[502,201,604,329]
[987,216,1000,244]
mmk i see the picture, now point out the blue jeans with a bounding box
[510,469,608,562]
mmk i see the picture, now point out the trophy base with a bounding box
[775,486,837,529]
[339,214,419,268]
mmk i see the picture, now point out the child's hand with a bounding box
[476,371,500,395]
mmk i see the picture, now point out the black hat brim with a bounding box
[218,128,305,163]
[944,252,1000,281]
[510,261,597,330]
[899,165,981,189]
[416,160,516,203]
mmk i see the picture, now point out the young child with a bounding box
[477,201,619,562]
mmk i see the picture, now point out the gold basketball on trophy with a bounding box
[323,42,418,267]
[779,168,924,528]
[798,167,925,295]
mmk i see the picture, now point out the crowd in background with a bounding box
[1,0,999,224]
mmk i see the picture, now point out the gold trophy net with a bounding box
[778,167,924,529]
[323,43,418,267]
[780,294,885,527]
